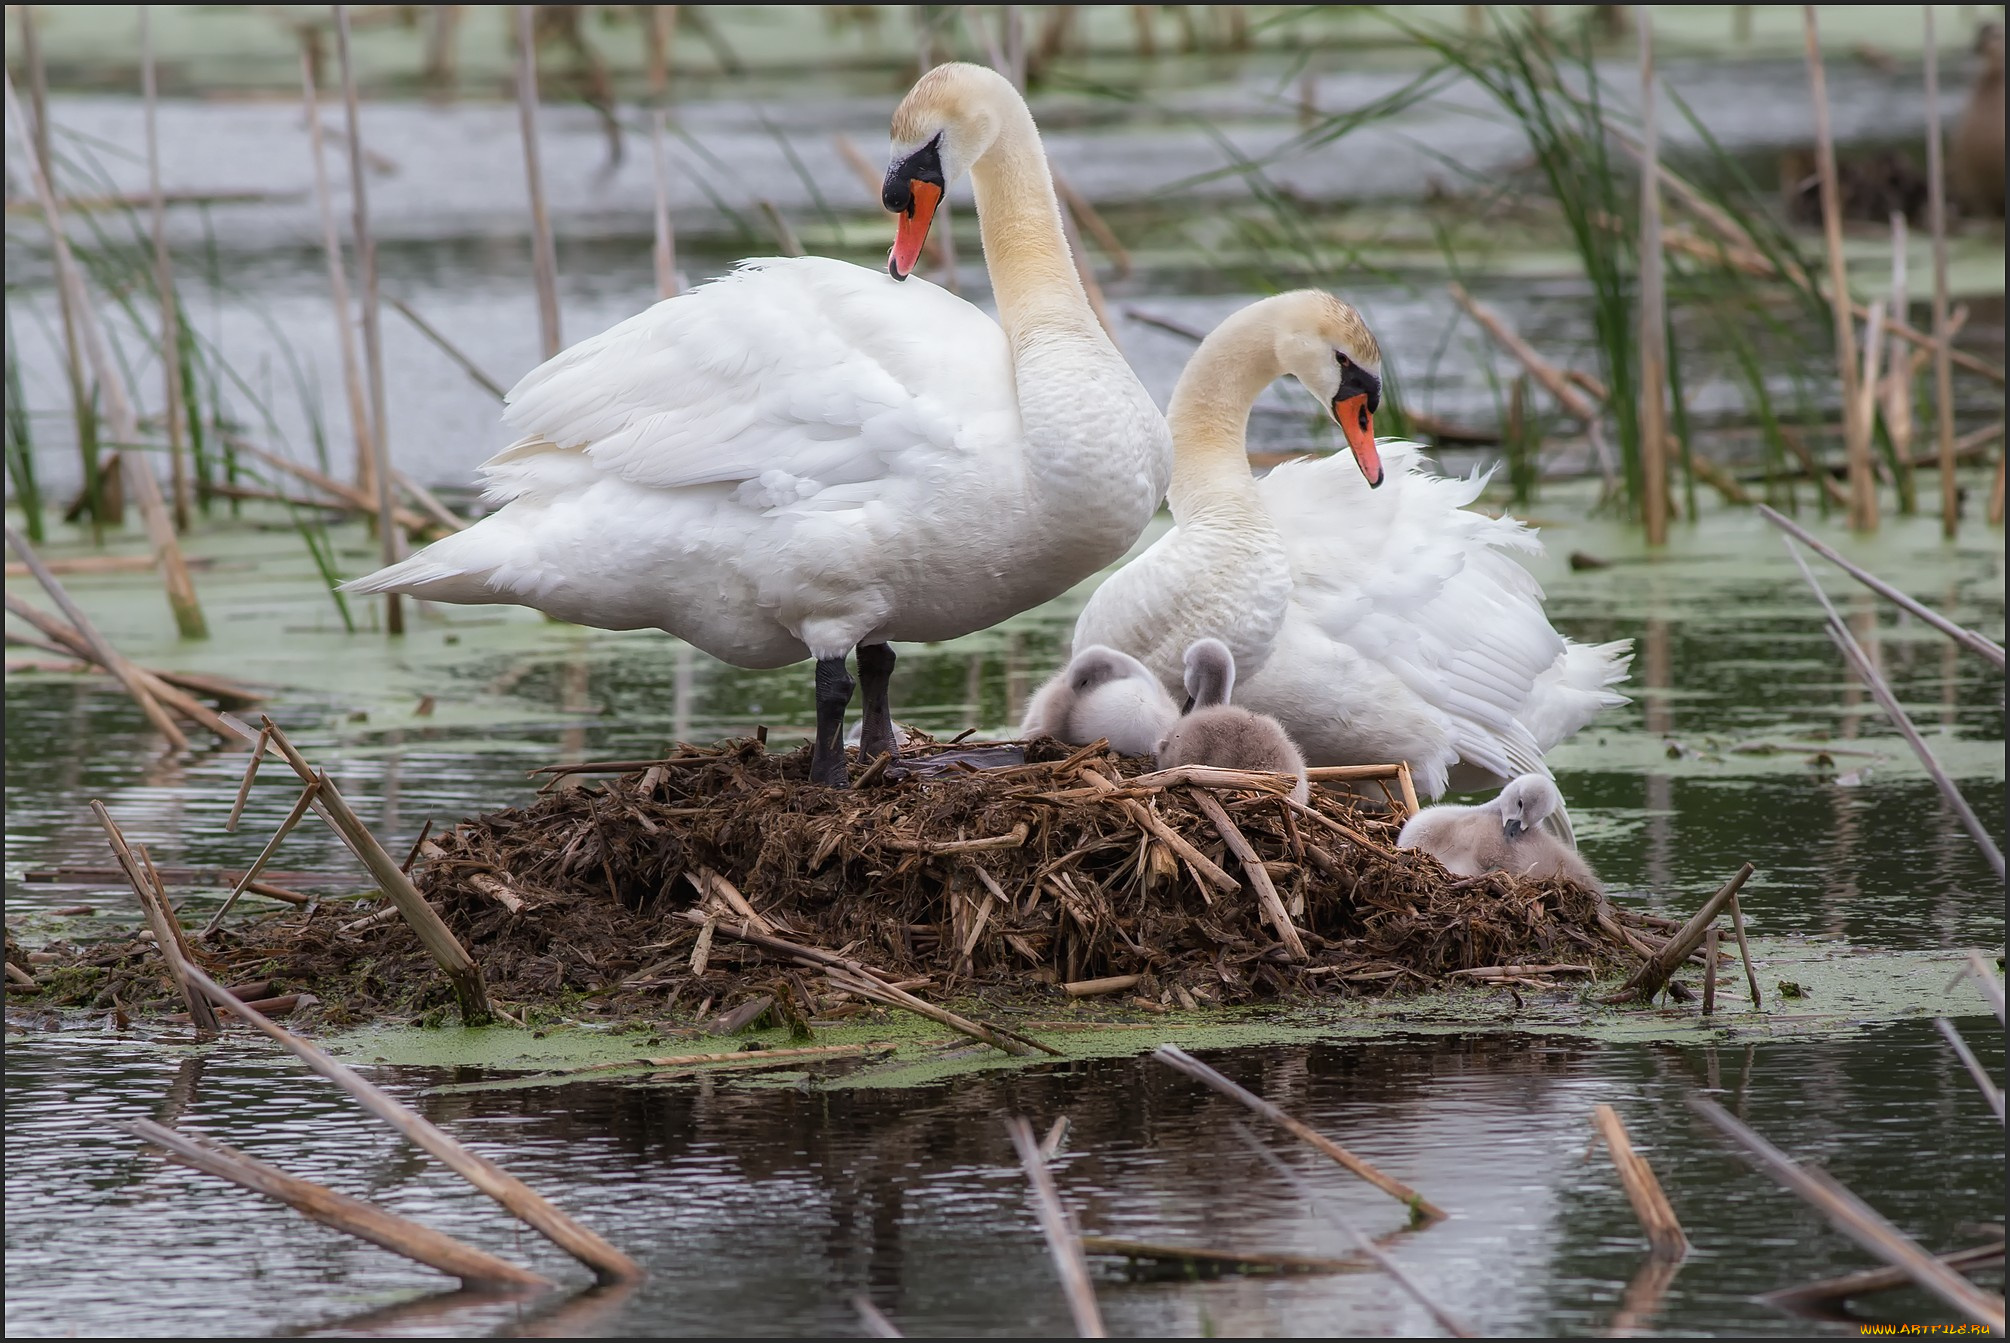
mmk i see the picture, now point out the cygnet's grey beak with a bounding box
[1503,818,1525,840]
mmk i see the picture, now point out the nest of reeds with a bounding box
[363,734,1642,1018]
[27,736,1658,1025]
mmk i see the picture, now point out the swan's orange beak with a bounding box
[888,179,942,281]
[1334,394,1383,487]
[883,136,947,282]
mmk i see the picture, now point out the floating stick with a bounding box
[1689,1096,2004,1333]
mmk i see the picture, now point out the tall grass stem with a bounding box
[300,45,377,502]
[4,70,207,638]
[1636,7,1669,543]
[1923,7,1959,537]
[141,7,190,533]
[334,4,402,634]
[516,6,562,359]
[1802,7,1873,530]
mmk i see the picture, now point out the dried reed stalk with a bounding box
[3,72,206,637]
[1077,767,1237,893]
[332,5,402,634]
[1605,863,1752,1003]
[1762,1242,2006,1315]
[238,713,495,1021]
[1005,1116,1105,1337]
[92,801,217,1031]
[203,776,324,935]
[140,9,189,532]
[1190,790,1306,960]
[4,592,240,745]
[4,531,187,749]
[1934,1019,2005,1124]
[1701,928,1719,1015]
[1967,952,2005,1026]
[1726,892,1761,1007]
[648,6,678,299]
[515,5,561,358]
[1154,1045,1445,1222]
[394,470,466,533]
[1924,7,1959,537]
[1802,8,1873,531]
[300,47,376,497]
[1229,1120,1472,1335]
[1782,543,2004,878]
[1689,1096,2005,1332]
[123,1118,550,1288]
[1757,505,2004,667]
[1635,8,1670,545]
[226,435,433,535]
[15,12,103,534]
[177,959,641,1282]
[1591,1104,1688,1259]
[683,911,1057,1056]
[385,296,503,401]
[1446,282,1602,423]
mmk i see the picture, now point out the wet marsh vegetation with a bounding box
[6,5,2006,1337]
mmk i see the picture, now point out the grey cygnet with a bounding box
[1155,638,1310,804]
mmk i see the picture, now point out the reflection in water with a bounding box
[4,1027,2001,1337]
[1641,614,1674,900]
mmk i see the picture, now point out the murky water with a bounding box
[5,1023,2003,1337]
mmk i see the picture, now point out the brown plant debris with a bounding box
[29,737,1652,1026]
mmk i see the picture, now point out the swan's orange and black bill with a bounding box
[888,180,942,280]
[883,136,947,281]
[1334,394,1382,487]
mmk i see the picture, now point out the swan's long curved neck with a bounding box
[1166,312,1283,523]
[967,104,1104,348]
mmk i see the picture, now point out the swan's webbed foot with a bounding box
[856,643,898,764]
[811,655,855,787]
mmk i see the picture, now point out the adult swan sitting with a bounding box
[1071,291,1631,808]
[342,64,1170,786]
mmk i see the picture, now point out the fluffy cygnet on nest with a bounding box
[1396,773,1600,889]
[1154,639,1309,804]
[1021,645,1179,757]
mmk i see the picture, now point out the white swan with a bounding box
[1156,639,1309,803]
[342,64,1170,786]
[1071,290,1631,810]
[1397,774,1602,889]
[1021,646,1178,757]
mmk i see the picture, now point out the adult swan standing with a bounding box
[1071,290,1631,808]
[342,64,1170,786]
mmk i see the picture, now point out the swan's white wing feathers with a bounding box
[1257,442,1575,780]
[480,257,1019,507]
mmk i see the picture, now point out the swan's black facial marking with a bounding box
[882,134,946,215]
[1334,351,1381,415]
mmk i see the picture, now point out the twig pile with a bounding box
[29,736,1693,1024]
[378,735,1640,1018]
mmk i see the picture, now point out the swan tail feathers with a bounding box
[1517,636,1634,753]
[338,538,498,604]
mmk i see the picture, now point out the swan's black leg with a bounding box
[856,643,898,764]
[811,655,855,787]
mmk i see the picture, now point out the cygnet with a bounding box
[1396,773,1601,889]
[1021,645,1179,757]
[1154,639,1310,804]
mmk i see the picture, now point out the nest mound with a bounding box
[386,735,1638,1019]
[29,737,1651,1025]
